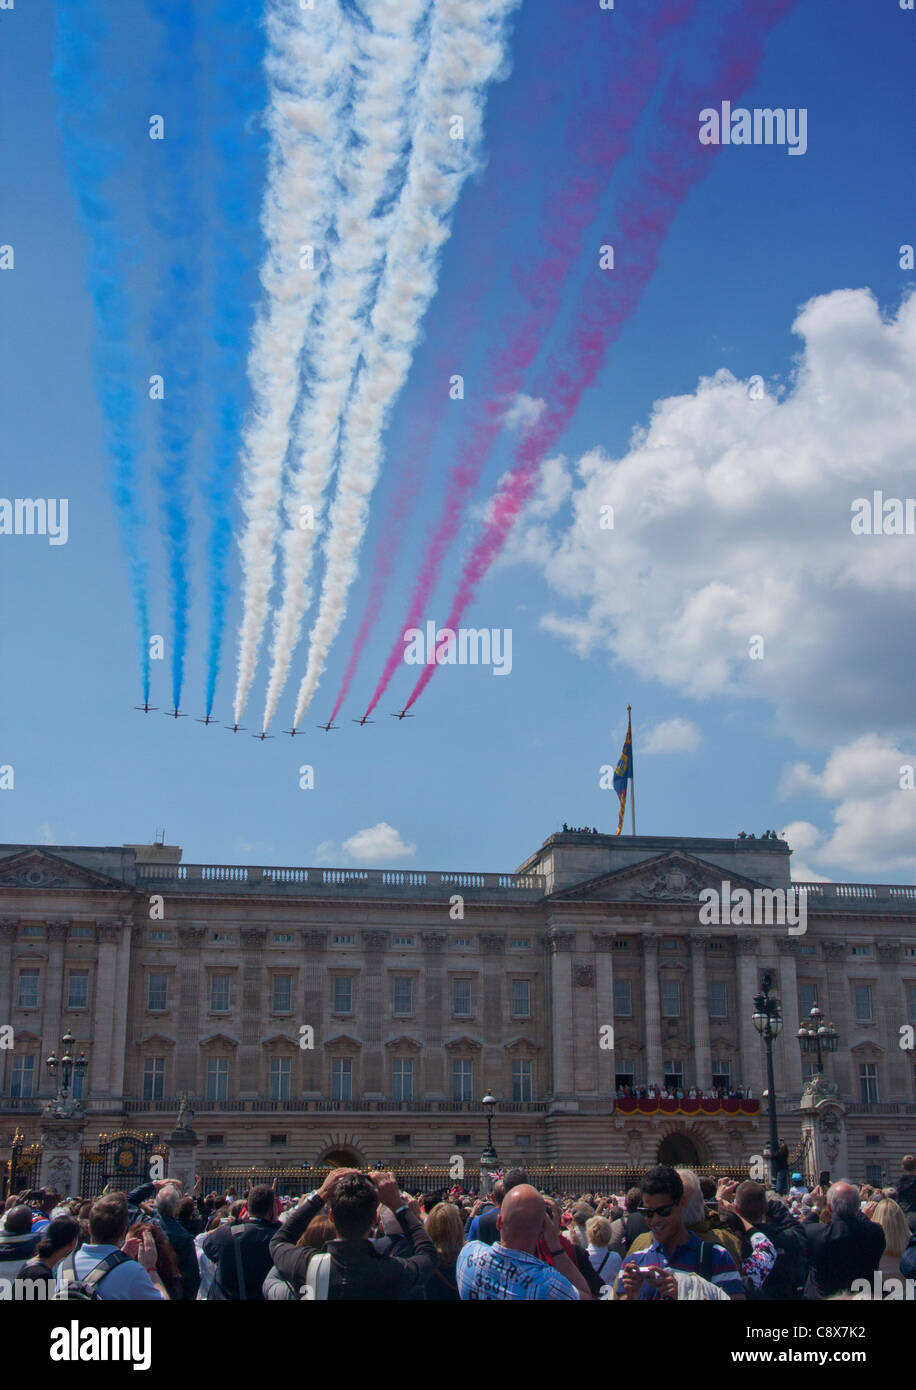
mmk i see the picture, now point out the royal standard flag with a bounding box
[613,709,633,835]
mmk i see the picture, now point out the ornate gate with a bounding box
[78,1129,168,1199]
[3,1129,42,1199]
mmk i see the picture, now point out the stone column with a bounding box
[776,940,804,1102]
[690,934,711,1091]
[39,921,69,1097]
[40,1116,86,1199]
[821,941,851,1097]
[876,941,905,1096]
[421,933,447,1098]
[736,938,765,1094]
[481,933,508,1101]
[641,936,663,1088]
[546,928,575,1104]
[362,931,387,1097]
[593,935,616,1100]
[240,928,267,1098]
[299,930,326,1096]
[0,920,17,1094]
[92,919,122,1099]
[106,921,133,1104]
[176,927,205,1096]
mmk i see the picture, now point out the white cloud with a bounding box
[642,717,701,754]
[505,289,916,744]
[340,822,416,865]
[39,823,54,845]
[502,392,546,434]
[779,737,916,877]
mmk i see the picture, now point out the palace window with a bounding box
[511,939,531,950]
[613,939,631,950]
[269,1134,287,1146]
[511,980,530,1018]
[614,979,632,1017]
[17,970,39,1008]
[206,1057,229,1101]
[615,1061,634,1091]
[210,976,230,1013]
[70,926,93,938]
[394,1135,411,1147]
[664,1060,683,1091]
[393,978,413,1015]
[269,1057,291,1102]
[512,1060,533,1102]
[393,1059,414,1101]
[661,979,681,1018]
[907,985,916,1023]
[708,981,728,1019]
[272,975,292,1014]
[148,931,170,943]
[143,1057,164,1102]
[799,984,818,1018]
[333,934,355,946]
[147,974,167,1012]
[452,1059,473,1103]
[453,979,472,1017]
[206,1135,224,1147]
[859,1063,879,1104]
[453,937,472,949]
[796,944,815,956]
[851,946,871,957]
[393,935,413,947]
[865,1164,884,1187]
[72,1065,86,1100]
[11,1056,35,1098]
[865,1135,881,1147]
[711,1059,731,1091]
[854,985,873,1022]
[331,1058,352,1102]
[455,1134,472,1147]
[67,971,89,1010]
[212,933,233,943]
[21,926,43,938]
[332,977,353,1014]
[273,933,293,944]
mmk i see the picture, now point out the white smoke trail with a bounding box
[292,0,520,726]
[261,0,428,732]
[232,0,353,725]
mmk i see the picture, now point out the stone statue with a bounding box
[176,1090,194,1132]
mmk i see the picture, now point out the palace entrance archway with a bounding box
[656,1132,703,1167]
[318,1146,364,1168]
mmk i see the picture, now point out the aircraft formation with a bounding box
[135,705,414,738]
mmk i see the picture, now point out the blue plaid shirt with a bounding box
[457,1240,580,1300]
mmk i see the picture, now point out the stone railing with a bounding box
[122,1097,548,1115]
[845,1102,916,1115]
[791,882,916,909]
[135,863,545,897]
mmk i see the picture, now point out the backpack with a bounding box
[300,1251,331,1300]
[53,1250,131,1301]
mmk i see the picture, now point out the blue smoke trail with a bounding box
[202,0,268,717]
[146,0,201,712]
[52,2,151,702]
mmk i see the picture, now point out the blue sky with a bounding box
[1,0,914,882]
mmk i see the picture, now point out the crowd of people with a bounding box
[1,1154,915,1301]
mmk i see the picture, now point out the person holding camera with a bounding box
[268,1168,436,1300]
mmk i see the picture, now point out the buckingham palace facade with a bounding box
[1,831,915,1187]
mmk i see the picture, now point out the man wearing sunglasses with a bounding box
[612,1166,745,1300]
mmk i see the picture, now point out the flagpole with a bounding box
[628,704,636,835]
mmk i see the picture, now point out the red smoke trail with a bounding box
[332,1,638,725]
[403,0,799,711]
[361,1,699,720]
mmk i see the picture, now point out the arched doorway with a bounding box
[657,1132,702,1167]
[318,1146,364,1168]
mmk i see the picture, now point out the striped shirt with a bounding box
[614,1231,743,1298]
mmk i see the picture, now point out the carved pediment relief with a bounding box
[199,1032,238,1050]
[11,1029,42,1047]
[444,1035,482,1053]
[550,851,768,905]
[384,1034,423,1053]
[850,1041,885,1060]
[136,1033,176,1050]
[503,1035,540,1056]
[324,1033,361,1054]
[614,1036,642,1060]
[262,1032,299,1052]
[0,848,129,892]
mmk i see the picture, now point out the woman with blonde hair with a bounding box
[424,1201,465,1301]
[585,1215,622,1286]
[867,1197,911,1275]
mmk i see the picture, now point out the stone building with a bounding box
[1,832,914,1191]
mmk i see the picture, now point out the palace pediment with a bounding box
[549,851,768,904]
[0,848,129,893]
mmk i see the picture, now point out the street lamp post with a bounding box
[45,1030,88,1117]
[796,1005,839,1075]
[480,1090,498,1193]
[752,974,783,1188]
